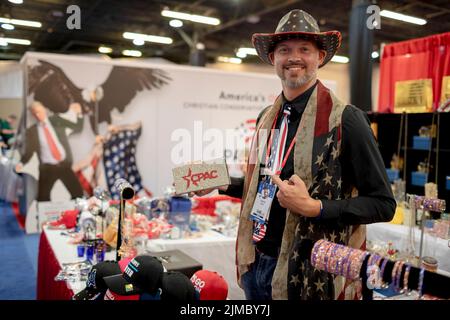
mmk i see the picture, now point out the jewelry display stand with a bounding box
[114,179,135,261]
[406,194,446,270]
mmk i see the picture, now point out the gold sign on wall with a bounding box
[394,79,433,113]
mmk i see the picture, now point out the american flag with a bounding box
[252,221,267,243]
[103,126,143,199]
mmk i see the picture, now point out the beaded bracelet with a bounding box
[366,254,383,289]
[348,250,368,280]
[313,241,334,272]
[418,267,425,299]
[373,255,383,289]
[311,240,373,280]
[335,245,349,275]
[339,248,353,276]
[366,253,376,269]
[413,195,446,212]
[311,239,330,267]
[366,254,379,289]
[315,241,332,269]
[326,243,343,273]
[311,239,325,266]
[379,257,389,289]
[394,261,405,292]
[345,249,360,279]
[322,241,335,272]
[391,261,401,291]
[402,264,411,294]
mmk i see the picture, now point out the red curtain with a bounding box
[378,32,450,113]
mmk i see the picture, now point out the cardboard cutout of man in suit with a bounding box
[17,101,84,201]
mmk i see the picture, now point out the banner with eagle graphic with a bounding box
[19,52,333,232]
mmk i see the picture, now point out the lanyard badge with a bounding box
[250,180,277,224]
[250,104,294,226]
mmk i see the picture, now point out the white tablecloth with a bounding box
[44,227,244,299]
[44,228,116,294]
[367,222,450,274]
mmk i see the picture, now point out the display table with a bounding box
[367,223,450,274]
[147,232,245,300]
[37,227,115,300]
[37,226,244,300]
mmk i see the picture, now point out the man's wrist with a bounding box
[306,198,321,218]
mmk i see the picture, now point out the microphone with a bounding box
[114,178,135,200]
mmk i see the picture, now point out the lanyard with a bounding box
[264,108,297,175]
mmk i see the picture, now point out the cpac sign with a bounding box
[172,162,230,195]
[182,168,219,188]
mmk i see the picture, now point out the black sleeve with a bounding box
[320,105,396,225]
[219,177,245,198]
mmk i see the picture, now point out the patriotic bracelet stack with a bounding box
[411,195,446,212]
[310,239,368,280]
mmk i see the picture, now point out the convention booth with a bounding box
[16,52,288,300]
[367,31,450,294]
[3,29,450,300]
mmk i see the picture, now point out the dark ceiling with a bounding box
[0,0,449,64]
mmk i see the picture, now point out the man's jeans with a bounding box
[241,250,278,300]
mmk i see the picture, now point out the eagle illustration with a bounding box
[27,59,172,133]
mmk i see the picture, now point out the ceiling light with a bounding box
[217,56,242,64]
[0,37,30,45]
[380,10,426,25]
[0,39,7,46]
[98,46,113,54]
[196,42,205,50]
[1,23,14,30]
[161,10,220,26]
[169,19,183,28]
[237,47,257,56]
[122,49,142,57]
[133,38,145,46]
[372,51,379,59]
[123,32,172,44]
[51,10,64,18]
[331,55,349,63]
[8,0,23,4]
[0,17,42,28]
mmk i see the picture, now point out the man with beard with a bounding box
[192,9,395,300]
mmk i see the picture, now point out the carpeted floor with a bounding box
[0,201,39,300]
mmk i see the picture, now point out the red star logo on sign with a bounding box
[182,168,219,188]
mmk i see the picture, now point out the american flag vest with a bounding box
[236,81,366,300]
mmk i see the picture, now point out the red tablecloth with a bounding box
[36,231,74,300]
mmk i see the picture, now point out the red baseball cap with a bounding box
[50,209,79,229]
[104,288,139,300]
[190,270,228,300]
